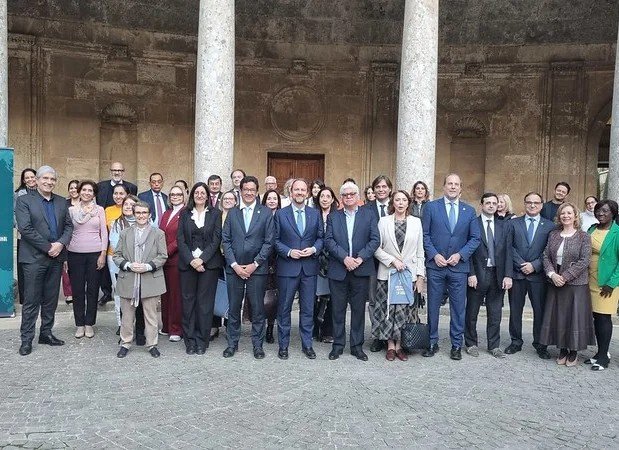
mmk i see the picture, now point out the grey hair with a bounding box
[133,200,151,213]
[339,181,359,196]
[36,165,57,179]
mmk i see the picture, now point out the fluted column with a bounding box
[395,0,439,194]
[0,1,8,147]
[194,0,235,183]
[607,22,619,200]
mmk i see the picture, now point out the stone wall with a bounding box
[7,0,619,208]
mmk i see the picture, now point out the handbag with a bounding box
[400,321,430,351]
[214,278,229,319]
[242,288,279,322]
[388,268,414,305]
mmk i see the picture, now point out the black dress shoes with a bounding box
[19,342,32,356]
[98,293,111,306]
[370,339,384,352]
[38,334,65,346]
[196,347,206,355]
[253,347,266,359]
[117,347,129,358]
[537,347,552,360]
[186,346,196,355]
[422,343,439,357]
[351,349,369,361]
[223,347,236,358]
[328,349,342,360]
[209,329,219,342]
[135,335,146,346]
[504,344,522,354]
[302,347,317,359]
[149,347,161,358]
[450,346,462,360]
[278,348,289,360]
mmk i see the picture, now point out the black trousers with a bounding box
[226,273,267,349]
[329,273,368,353]
[313,295,333,339]
[16,239,25,304]
[509,278,547,348]
[20,258,63,343]
[180,268,219,350]
[67,251,101,327]
[465,268,504,350]
[99,258,112,297]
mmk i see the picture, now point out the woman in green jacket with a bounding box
[587,200,619,370]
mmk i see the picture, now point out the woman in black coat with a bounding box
[177,182,224,355]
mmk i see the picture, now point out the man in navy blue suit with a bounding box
[274,179,324,360]
[222,175,275,359]
[325,181,380,361]
[504,192,555,359]
[138,172,169,227]
[422,173,481,360]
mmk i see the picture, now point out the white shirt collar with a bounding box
[444,197,459,205]
[240,200,256,210]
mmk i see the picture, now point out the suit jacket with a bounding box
[138,190,169,223]
[543,229,591,286]
[177,207,224,271]
[274,205,324,277]
[422,198,481,273]
[364,199,390,222]
[208,192,223,210]
[469,216,513,284]
[374,215,425,281]
[159,207,183,267]
[222,203,275,275]
[325,206,380,281]
[508,215,555,281]
[588,223,619,288]
[15,191,74,263]
[96,180,138,208]
[113,226,168,298]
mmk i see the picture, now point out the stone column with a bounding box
[395,0,439,195]
[607,23,619,200]
[194,0,235,183]
[0,1,8,148]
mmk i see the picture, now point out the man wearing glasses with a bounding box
[96,162,138,208]
[504,192,555,359]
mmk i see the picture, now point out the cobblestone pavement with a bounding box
[1,305,618,449]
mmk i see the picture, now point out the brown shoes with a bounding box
[386,349,396,361]
[396,349,408,361]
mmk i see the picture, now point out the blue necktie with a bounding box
[527,217,535,243]
[448,202,456,232]
[244,207,252,232]
[296,209,305,235]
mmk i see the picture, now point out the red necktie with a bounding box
[155,193,163,225]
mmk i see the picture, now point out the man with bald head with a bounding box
[96,162,138,208]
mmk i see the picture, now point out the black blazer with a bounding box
[15,191,73,263]
[177,207,224,271]
[96,180,138,208]
[469,216,513,284]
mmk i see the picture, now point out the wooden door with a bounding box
[267,152,324,191]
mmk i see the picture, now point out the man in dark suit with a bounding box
[325,181,380,361]
[465,193,513,358]
[222,175,275,359]
[274,179,324,360]
[138,172,169,227]
[505,192,555,359]
[96,161,138,208]
[207,174,223,209]
[15,165,74,356]
[230,169,246,204]
[422,173,481,360]
[364,175,392,353]
[96,161,137,305]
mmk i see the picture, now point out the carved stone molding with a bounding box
[270,86,324,142]
[100,101,138,125]
[289,59,308,75]
[453,116,488,138]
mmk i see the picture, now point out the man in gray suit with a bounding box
[113,201,168,358]
[222,175,275,359]
[15,165,73,356]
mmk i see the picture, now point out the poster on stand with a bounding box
[0,148,14,317]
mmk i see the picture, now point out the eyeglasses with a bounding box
[111,169,125,173]
[242,188,257,193]
[170,193,183,197]
[524,201,542,206]
[134,211,150,216]
[223,197,236,202]
[342,192,357,198]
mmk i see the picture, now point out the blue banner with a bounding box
[0,148,14,317]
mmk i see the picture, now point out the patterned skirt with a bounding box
[371,280,419,341]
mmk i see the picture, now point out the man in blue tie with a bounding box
[504,192,555,359]
[274,179,324,360]
[422,173,481,360]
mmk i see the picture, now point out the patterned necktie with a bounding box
[244,206,252,232]
[380,204,386,217]
[449,202,456,232]
[211,194,217,208]
[527,217,535,243]
[155,193,163,226]
[296,209,305,235]
[486,220,495,266]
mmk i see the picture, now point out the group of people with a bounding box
[14,163,618,371]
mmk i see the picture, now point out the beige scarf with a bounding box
[131,226,152,307]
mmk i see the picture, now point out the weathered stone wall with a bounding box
[7,0,619,208]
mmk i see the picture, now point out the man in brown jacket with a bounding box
[113,201,168,358]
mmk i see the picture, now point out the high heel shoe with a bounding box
[565,351,579,367]
[556,349,568,365]
[265,324,274,344]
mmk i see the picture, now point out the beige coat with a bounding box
[112,226,168,298]
[374,215,425,281]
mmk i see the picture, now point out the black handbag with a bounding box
[401,321,430,351]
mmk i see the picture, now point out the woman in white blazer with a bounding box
[373,190,425,361]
